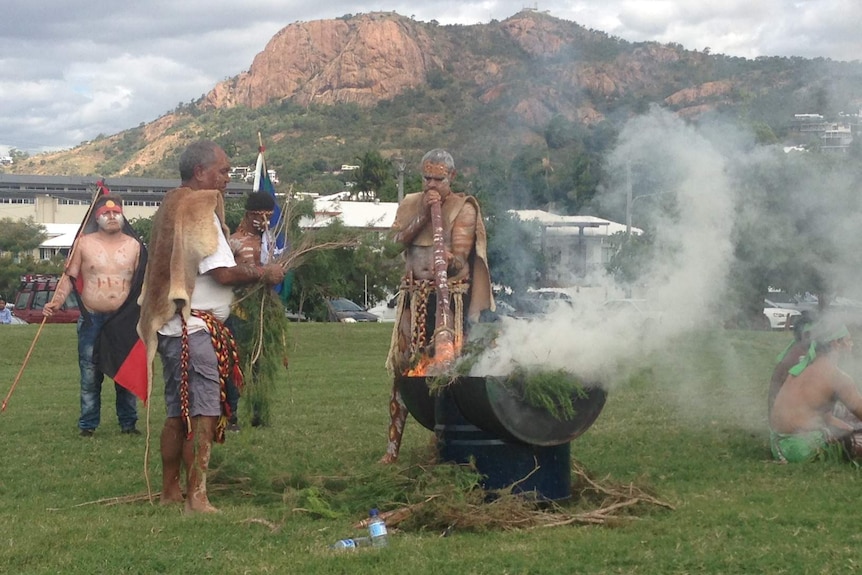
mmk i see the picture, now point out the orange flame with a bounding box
[406,340,459,377]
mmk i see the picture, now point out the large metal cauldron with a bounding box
[398,373,607,501]
[398,374,607,445]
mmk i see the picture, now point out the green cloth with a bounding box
[770,430,845,463]
[787,323,851,376]
[775,340,795,364]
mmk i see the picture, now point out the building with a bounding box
[302,192,398,233]
[2,176,632,283]
[38,223,81,260]
[0,174,251,260]
[512,210,641,285]
[0,174,251,225]
[304,201,635,285]
[821,123,853,153]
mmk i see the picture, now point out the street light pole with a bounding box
[627,189,675,236]
[393,155,406,203]
[625,161,632,236]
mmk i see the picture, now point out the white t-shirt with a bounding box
[158,214,237,336]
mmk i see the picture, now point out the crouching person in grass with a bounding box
[770,320,862,463]
[767,312,815,420]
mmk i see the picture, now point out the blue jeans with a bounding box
[78,313,138,431]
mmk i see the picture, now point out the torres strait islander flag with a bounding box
[253,144,292,299]
[74,181,149,402]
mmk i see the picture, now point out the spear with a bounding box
[1,180,108,413]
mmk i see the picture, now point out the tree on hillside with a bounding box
[470,172,545,293]
[604,231,654,288]
[0,256,63,305]
[285,221,402,320]
[0,218,46,257]
[353,150,396,200]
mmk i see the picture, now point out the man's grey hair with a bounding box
[179,140,221,182]
[421,148,455,171]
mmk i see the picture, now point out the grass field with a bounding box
[1,322,862,574]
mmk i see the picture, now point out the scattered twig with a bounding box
[240,518,283,533]
[47,491,159,510]
[352,495,441,529]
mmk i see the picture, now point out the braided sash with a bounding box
[179,311,244,444]
[406,277,468,363]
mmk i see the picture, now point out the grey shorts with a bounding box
[157,331,222,418]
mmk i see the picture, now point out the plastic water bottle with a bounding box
[330,536,371,550]
[367,508,389,547]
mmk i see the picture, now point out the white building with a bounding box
[512,210,640,285]
[21,185,632,286]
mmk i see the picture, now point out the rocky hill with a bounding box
[9,10,862,195]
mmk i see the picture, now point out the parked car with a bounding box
[325,298,380,323]
[367,296,397,323]
[764,291,818,314]
[498,290,575,319]
[13,274,81,324]
[283,309,309,322]
[762,301,801,330]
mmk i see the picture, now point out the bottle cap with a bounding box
[370,508,379,516]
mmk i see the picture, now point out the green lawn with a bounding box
[1,323,861,574]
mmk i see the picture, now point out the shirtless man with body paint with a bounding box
[45,195,143,436]
[381,148,494,463]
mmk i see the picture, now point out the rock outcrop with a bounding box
[203,13,434,109]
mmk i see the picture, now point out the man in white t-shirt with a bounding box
[138,140,285,514]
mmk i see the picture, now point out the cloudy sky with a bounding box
[2,0,860,155]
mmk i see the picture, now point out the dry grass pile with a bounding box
[276,446,673,534]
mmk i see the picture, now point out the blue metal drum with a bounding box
[434,387,572,501]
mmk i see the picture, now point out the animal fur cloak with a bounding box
[137,187,228,399]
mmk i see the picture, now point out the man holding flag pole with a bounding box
[44,184,149,437]
[253,134,290,293]
[225,136,291,429]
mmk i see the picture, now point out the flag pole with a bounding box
[1,179,107,413]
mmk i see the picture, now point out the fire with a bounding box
[406,340,458,377]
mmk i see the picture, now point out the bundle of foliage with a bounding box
[501,366,589,421]
[231,286,289,426]
[426,330,590,421]
[266,446,671,533]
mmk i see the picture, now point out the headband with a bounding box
[422,162,450,179]
[95,199,123,218]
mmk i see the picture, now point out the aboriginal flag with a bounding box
[97,241,148,403]
[73,182,149,402]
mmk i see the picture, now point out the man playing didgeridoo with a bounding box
[381,148,494,464]
[138,140,285,513]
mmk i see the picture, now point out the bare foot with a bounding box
[159,487,184,505]
[160,494,184,506]
[378,453,398,464]
[184,499,219,514]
